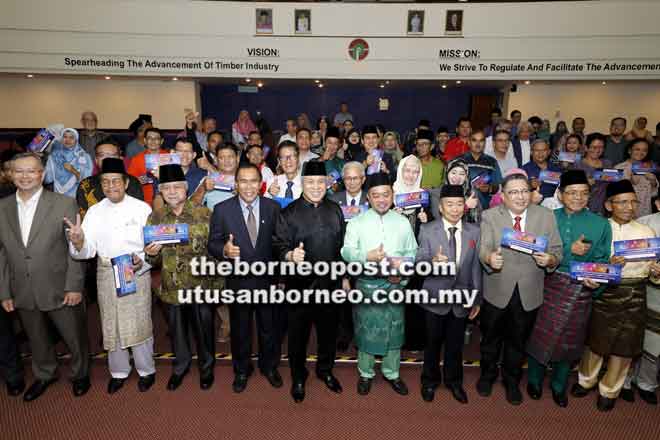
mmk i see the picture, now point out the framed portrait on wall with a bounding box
[256,9,273,35]
[445,10,464,36]
[295,9,311,34]
[407,10,425,35]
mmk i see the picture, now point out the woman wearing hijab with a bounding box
[44,128,93,198]
[443,159,481,224]
[383,131,404,169]
[341,128,363,161]
[393,155,432,352]
[231,110,257,147]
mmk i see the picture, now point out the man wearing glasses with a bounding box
[478,171,563,405]
[266,141,302,200]
[571,179,660,411]
[526,170,611,408]
[76,138,143,218]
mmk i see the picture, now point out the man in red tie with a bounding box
[477,171,563,405]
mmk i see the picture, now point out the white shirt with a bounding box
[508,209,527,232]
[442,217,463,264]
[70,195,152,260]
[519,139,531,165]
[260,165,274,184]
[16,188,43,247]
[346,191,363,206]
[485,138,517,174]
[299,150,319,165]
[265,173,302,199]
[278,133,296,145]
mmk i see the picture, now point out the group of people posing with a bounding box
[0,111,658,416]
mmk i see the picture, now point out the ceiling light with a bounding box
[245,78,251,83]
[172,77,179,81]
[26,74,34,78]
[385,80,390,85]
[524,80,531,85]
[257,82,264,88]
[456,80,462,84]
[442,84,447,89]
[318,83,324,88]
[314,80,320,84]
[602,81,607,85]
[104,76,111,80]
[379,84,385,88]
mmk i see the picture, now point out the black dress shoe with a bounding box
[526,383,543,400]
[385,377,409,396]
[637,388,658,405]
[421,385,435,402]
[107,378,126,395]
[570,383,593,398]
[476,378,493,397]
[232,374,249,393]
[167,373,186,391]
[72,377,91,397]
[264,370,283,388]
[620,387,635,402]
[7,379,26,397]
[448,384,468,404]
[597,394,616,412]
[200,373,214,390]
[318,374,342,394]
[23,378,57,402]
[505,383,523,405]
[357,377,372,395]
[552,388,568,408]
[137,373,156,392]
[291,381,305,403]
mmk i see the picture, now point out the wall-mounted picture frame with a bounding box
[295,9,311,34]
[256,9,273,35]
[407,10,425,35]
[445,10,464,36]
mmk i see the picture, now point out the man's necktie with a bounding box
[247,204,257,247]
[448,227,457,263]
[350,198,357,206]
[513,216,522,232]
[285,181,294,199]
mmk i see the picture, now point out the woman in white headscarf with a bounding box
[393,154,432,237]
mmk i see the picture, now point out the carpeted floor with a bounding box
[1,361,658,440]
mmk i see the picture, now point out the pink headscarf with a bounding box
[233,110,257,137]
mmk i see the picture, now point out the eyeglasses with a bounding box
[611,200,640,206]
[279,155,297,162]
[344,176,363,182]
[101,178,124,187]
[505,189,530,197]
[564,191,590,199]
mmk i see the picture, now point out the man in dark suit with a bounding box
[329,161,368,351]
[0,153,89,401]
[208,163,283,393]
[416,185,482,404]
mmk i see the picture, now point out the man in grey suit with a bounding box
[0,153,89,401]
[477,171,562,405]
[416,185,482,404]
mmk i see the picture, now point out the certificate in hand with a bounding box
[208,173,235,191]
[111,254,137,297]
[570,262,622,284]
[366,149,383,175]
[27,128,55,153]
[500,228,548,255]
[341,204,368,221]
[145,153,181,171]
[592,168,624,182]
[143,223,190,245]
[326,170,341,189]
[558,152,581,163]
[613,238,660,261]
[394,191,430,209]
[471,173,491,187]
[538,170,561,186]
[631,161,657,175]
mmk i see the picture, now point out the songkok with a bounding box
[325,127,341,141]
[416,129,434,142]
[440,185,465,199]
[159,164,186,184]
[606,179,635,199]
[362,125,379,136]
[559,169,589,189]
[302,160,327,177]
[366,172,391,190]
[128,114,152,134]
[100,157,126,175]
[418,119,431,128]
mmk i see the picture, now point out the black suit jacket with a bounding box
[328,190,368,207]
[208,195,280,290]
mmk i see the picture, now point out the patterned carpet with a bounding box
[1,361,658,440]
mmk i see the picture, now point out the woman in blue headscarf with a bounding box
[44,128,93,198]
